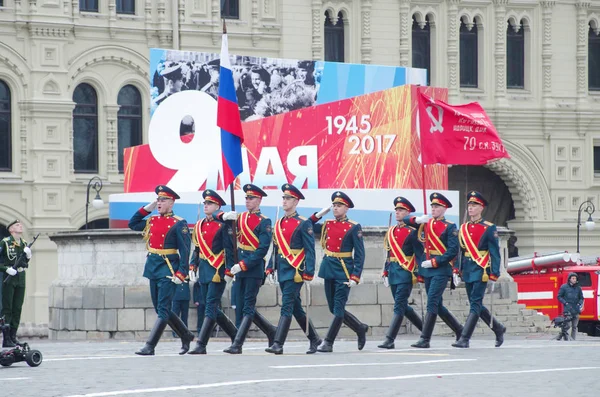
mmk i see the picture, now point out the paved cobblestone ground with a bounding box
[2,333,600,397]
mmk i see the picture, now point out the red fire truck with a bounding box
[509,252,600,336]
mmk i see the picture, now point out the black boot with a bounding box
[9,327,22,345]
[317,316,344,353]
[378,314,404,349]
[480,308,506,347]
[188,317,216,354]
[343,311,369,350]
[168,312,195,355]
[411,313,437,348]
[452,312,479,348]
[405,307,423,332]
[265,316,292,355]
[2,326,15,348]
[216,311,238,343]
[297,315,322,354]
[136,318,168,356]
[253,311,276,346]
[224,315,252,354]
[439,310,463,341]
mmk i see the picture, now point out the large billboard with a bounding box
[109,49,457,227]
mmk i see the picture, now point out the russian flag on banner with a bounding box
[217,25,244,188]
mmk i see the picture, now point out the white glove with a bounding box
[344,279,358,288]
[316,206,332,218]
[143,201,157,212]
[225,275,233,283]
[421,260,433,268]
[382,276,389,288]
[189,270,198,283]
[415,214,432,224]
[222,211,238,221]
[17,267,24,273]
[167,275,183,285]
[6,267,17,276]
[267,273,275,285]
[23,246,32,259]
[452,273,461,286]
[231,264,242,275]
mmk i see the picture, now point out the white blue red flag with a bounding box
[217,30,244,188]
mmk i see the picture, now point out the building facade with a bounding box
[0,0,599,329]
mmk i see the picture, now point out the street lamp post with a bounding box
[85,176,105,230]
[576,200,595,253]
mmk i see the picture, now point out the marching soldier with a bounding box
[188,190,238,354]
[452,191,506,348]
[405,192,463,348]
[0,220,32,347]
[311,191,368,352]
[265,184,321,355]
[220,184,277,354]
[128,185,195,356]
[378,197,425,349]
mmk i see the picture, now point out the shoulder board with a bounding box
[348,220,358,225]
[260,214,268,219]
[298,215,307,221]
[1,237,9,242]
[444,220,454,224]
[173,215,184,221]
[484,221,494,226]
[407,225,416,231]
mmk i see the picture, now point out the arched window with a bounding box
[460,18,478,88]
[412,15,431,85]
[589,23,600,91]
[324,11,345,63]
[73,83,98,173]
[507,19,525,89]
[117,85,143,173]
[0,80,11,172]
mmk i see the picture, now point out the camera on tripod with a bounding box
[552,312,573,340]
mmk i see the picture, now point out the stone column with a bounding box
[540,1,555,105]
[361,0,372,64]
[251,0,260,47]
[447,0,461,102]
[575,1,591,107]
[311,0,323,61]
[398,0,411,67]
[105,105,119,177]
[493,0,508,107]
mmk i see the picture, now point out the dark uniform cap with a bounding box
[467,190,488,207]
[155,185,180,200]
[393,197,415,212]
[429,192,452,208]
[331,191,354,208]
[6,219,20,230]
[202,189,226,206]
[297,60,313,70]
[160,62,183,81]
[281,184,305,200]
[243,184,268,198]
[207,59,221,69]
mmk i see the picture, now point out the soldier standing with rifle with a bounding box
[0,220,34,347]
[265,184,321,355]
[311,191,368,352]
[453,191,506,348]
[220,184,277,354]
[405,192,464,348]
[188,190,238,354]
[128,185,195,356]
[378,197,424,349]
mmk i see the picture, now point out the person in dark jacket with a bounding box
[557,272,584,340]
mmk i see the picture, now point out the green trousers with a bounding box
[2,282,26,329]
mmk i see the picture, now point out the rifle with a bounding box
[3,233,40,283]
